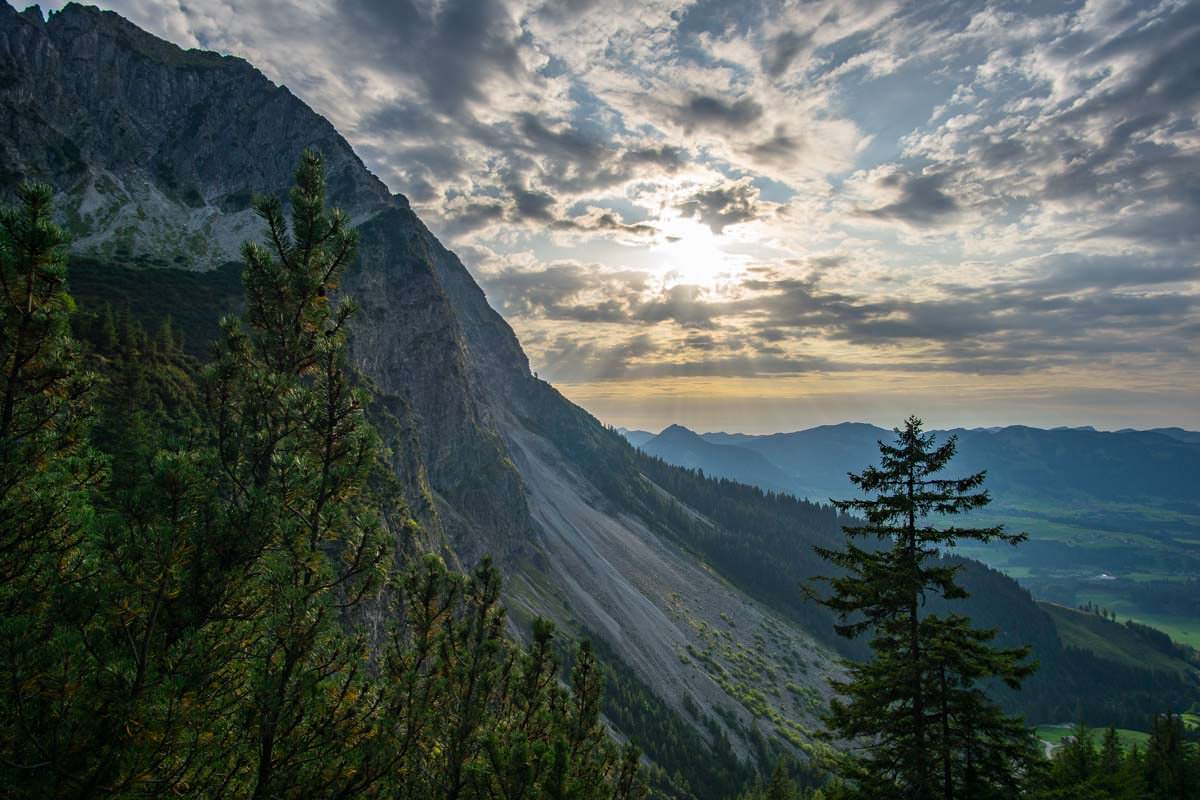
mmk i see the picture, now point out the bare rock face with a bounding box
[0,1,840,768]
[0,1,392,268]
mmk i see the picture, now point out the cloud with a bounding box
[675,94,764,131]
[676,179,768,233]
[343,0,531,115]
[859,171,959,227]
[479,262,652,322]
[762,30,811,78]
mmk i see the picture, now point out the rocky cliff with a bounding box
[0,1,842,774]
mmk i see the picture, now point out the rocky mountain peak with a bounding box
[1,1,399,269]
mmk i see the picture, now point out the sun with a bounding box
[652,217,737,287]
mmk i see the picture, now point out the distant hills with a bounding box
[615,427,655,447]
[638,425,795,492]
[1131,427,1200,444]
[622,422,1200,511]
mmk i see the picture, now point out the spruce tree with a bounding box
[815,415,1036,799]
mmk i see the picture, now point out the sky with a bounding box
[44,0,1200,433]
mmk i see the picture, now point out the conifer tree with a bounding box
[815,416,1036,799]
[0,182,99,593]
[0,183,104,792]
[200,149,394,799]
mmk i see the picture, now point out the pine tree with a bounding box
[0,182,100,593]
[199,149,395,799]
[0,183,104,793]
[814,415,1036,799]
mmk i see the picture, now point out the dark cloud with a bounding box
[480,263,651,323]
[1003,255,1199,296]
[763,30,810,78]
[517,113,606,166]
[538,333,661,381]
[442,168,661,235]
[510,184,557,221]
[676,94,764,131]
[441,201,507,236]
[537,333,838,382]
[552,209,657,237]
[634,284,724,328]
[683,332,718,350]
[744,125,804,164]
[345,0,528,115]
[621,145,688,172]
[504,116,690,197]
[860,172,959,227]
[676,180,765,233]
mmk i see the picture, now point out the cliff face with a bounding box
[0,1,392,268]
[0,1,840,766]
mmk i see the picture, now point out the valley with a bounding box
[625,422,1200,634]
[622,421,1200,739]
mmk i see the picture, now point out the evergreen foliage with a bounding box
[814,416,1038,799]
[1031,715,1200,799]
[0,154,643,799]
[587,632,757,799]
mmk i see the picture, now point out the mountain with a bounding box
[640,425,795,493]
[615,427,655,447]
[692,423,1200,513]
[700,422,890,501]
[0,3,846,786]
[3,4,1194,787]
[1123,427,1200,445]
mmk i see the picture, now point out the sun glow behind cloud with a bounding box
[652,216,743,288]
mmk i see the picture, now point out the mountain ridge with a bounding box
[620,421,1200,509]
[0,1,844,777]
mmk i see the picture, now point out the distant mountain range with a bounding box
[639,425,795,493]
[622,422,1200,510]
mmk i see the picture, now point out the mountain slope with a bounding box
[0,1,842,780]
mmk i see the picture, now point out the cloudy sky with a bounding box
[48,0,1200,432]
